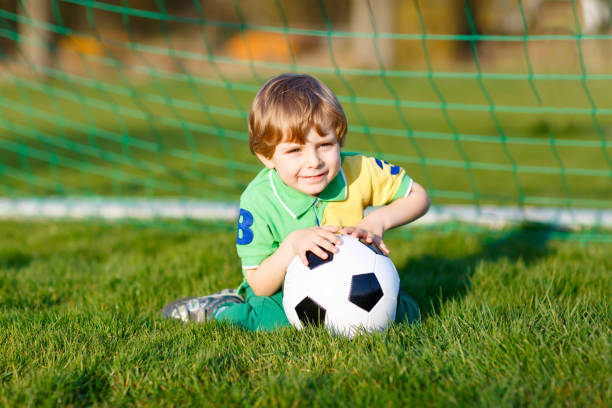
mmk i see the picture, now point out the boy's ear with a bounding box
[255,152,275,169]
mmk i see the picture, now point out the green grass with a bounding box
[1,220,610,406]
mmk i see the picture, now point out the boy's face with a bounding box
[256,128,341,197]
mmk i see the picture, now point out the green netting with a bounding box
[0,0,611,238]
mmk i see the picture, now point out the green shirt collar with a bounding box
[269,167,347,219]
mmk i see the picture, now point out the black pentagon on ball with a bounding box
[358,238,386,256]
[295,296,326,326]
[348,273,384,312]
[305,247,334,270]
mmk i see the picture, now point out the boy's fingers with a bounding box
[300,253,309,266]
[351,230,363,239]
[316,237,338,254]
[311,244,330,260]
[321,225,339,232]
[319,230,342,246]
[378,240,390,254]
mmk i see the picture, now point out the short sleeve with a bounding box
[363,156,413,206]
[235,197,278,270]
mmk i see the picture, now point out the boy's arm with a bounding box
[244,225,341,297]
[342,181,430,254]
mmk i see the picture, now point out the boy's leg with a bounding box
[395,290,421,324]
[215,289,417,329]
[214,287,291,331]
[160,289,244,323]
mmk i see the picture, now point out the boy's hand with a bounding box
[340,226,390,255]
[285,225,341,266]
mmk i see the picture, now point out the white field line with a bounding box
[0,198,611,229]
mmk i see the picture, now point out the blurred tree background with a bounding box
[2,0,610,78]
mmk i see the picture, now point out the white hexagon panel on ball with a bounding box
[283,235,400,337]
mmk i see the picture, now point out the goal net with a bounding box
[0,0,610,240]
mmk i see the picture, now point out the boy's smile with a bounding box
[256,128,341,197]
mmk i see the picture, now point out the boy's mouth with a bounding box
[301,171,326,182]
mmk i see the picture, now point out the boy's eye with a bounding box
[287,148,300,154]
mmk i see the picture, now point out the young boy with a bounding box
[161,73,430,331]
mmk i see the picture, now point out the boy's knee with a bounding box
[395,291,421,324]
[215,292,290,331]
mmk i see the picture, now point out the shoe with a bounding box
[160,289,244,323]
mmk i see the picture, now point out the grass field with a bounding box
[1,220,610,406]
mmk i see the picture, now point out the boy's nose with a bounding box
[305,150,322,167]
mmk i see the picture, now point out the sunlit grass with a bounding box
[0,221,610,406]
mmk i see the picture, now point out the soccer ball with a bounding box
[282,234,400,337]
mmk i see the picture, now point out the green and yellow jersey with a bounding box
[235,153,412,287]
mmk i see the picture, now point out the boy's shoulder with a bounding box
[341,152,375,173]
[342,152,402,175]
[241,166,271,195]
[240,167,275,208]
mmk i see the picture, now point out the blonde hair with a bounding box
[248,73,347,158]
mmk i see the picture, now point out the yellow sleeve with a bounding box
[363,156,413,207]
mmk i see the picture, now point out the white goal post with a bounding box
[1,198,610,230]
